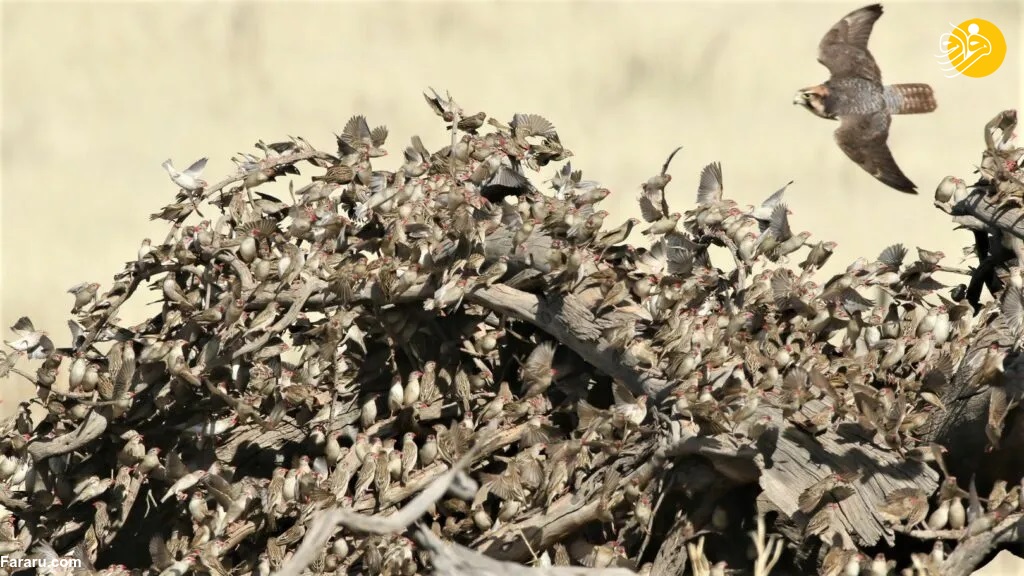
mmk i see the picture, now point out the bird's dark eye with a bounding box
[802,93,811,100]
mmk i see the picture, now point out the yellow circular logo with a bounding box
[937,18,1007,78]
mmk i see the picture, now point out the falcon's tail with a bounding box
[884,83,937,115]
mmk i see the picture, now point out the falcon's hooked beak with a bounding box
[792,86,832,119]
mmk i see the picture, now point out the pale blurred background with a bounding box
[1,0,1022,571]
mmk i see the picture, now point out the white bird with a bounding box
[162,157,209,192]
[5,317,53,360]
[934,176,965,204]
[68,476,112,505]
[161,469,208,503]
[158,551,199,576]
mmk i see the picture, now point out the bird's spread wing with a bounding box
[696,162,723,205]
[342,115,372,146]
[511,114,557,139]
[370,125,388,147]
[1001,286,1024,335]
[767,203,792,239]
[877,243,907,270]
[11,316,34,335]
[612,380,637,406]
[660,146,682,176]
[183,157,208,177]
[834,113,917,193]
[638,193,663,223]
[760,181,790,212]
[818,4,883,83]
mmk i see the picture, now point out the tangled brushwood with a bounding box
[1,95,1023,576]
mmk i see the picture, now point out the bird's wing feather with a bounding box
[818,4,883,82]
[512,114,557,139]
[768,203,792,239]
[183,157,208,177]
[638,194,663,223]
[840,288,876,312]
[342,115,371,145]
[696,162,723,205]
[612,380,637,406]
[149,535,173,569]
[834,113,917,193]
[660,146,682,176]
[166,451,188,479]
[11,316,34,334]
[1001,286,1024,335]
[760,181,791,211]
[370,125,388,147]
[878,243,907,269]
[36,335,55,356]
[68,320,86,348]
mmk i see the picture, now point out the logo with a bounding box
[936,18,1006,78]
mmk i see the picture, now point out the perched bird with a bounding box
[160,455,209,503]
[794,4,936,193]
[935,175,966,203]
[69,476,113,505]
[2,89,1011,576]
[67,282,100,313]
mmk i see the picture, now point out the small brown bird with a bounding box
[312,164,355,185]
[9,89,1015,576]
[798,470,859,513]
[800,241,838,271]
[475,256,509,288]
[879,487,929,528]
[67,282,100,313]
[520,341,557,398]
[641,213,681,237]
[353,442,380,500]
[609,381,649,434]
[419,434,438,467]
[400,432,418,484]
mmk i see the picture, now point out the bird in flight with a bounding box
[794,4,936,194]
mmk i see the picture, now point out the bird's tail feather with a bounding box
[885,84,937,115]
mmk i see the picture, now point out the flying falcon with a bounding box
[794,4,937,194]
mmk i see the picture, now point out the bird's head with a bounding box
[793,85,833,119]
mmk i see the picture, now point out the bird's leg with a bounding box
[145,490,158,516]
[244,184,259,215]
[184,188,205,218]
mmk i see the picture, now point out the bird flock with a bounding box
[1,92,1022,576]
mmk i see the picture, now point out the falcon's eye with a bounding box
[802,93,811,100]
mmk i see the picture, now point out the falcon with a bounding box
[794,4,936,194]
